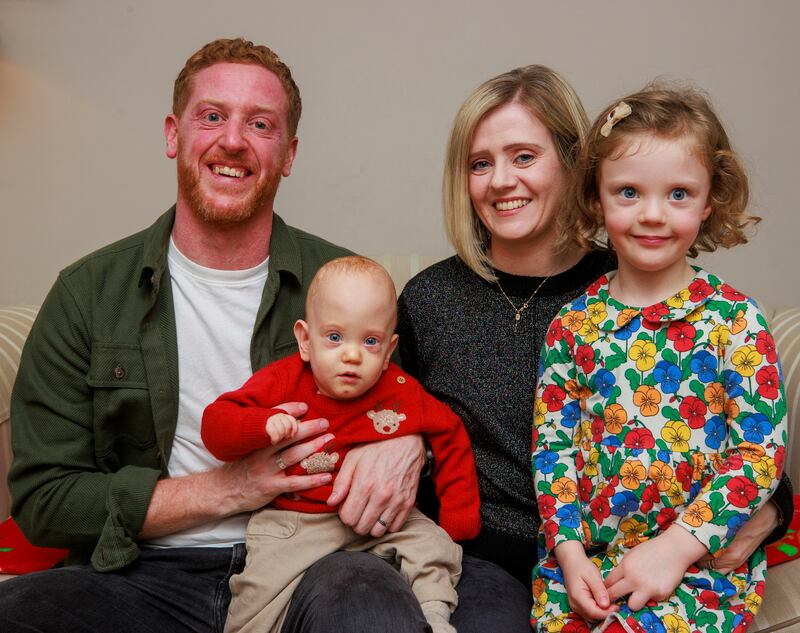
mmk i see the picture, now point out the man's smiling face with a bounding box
[165,62,297,225]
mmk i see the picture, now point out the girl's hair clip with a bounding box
[600,101,632,137]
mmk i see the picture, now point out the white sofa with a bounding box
[1,290,799,631]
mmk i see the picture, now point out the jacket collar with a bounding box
[137,206,302,291]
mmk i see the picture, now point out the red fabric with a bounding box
[765,493,800,567]
[202,353,481,540]
[0,517,68,574]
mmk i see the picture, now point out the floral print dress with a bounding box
[531,268,787,633]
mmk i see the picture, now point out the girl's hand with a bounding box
[605,527,707,610]
[555,541,618,622]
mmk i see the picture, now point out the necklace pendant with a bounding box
[515,312,521,321]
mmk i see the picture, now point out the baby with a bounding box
[202,255,480,633]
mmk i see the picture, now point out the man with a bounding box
[0,38,428,633]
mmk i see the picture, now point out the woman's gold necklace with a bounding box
[496,274,552,332]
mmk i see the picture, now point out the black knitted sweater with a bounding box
[397,251,614,583]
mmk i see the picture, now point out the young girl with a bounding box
[531,85,787,633]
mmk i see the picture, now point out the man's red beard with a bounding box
[177,154,281,226]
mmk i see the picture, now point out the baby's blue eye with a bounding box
[327,333,342,343]
[621,187,637,199]
[364,337,378,346]
[670,188,687,201]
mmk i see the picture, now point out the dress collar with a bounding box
[586,266,722,332]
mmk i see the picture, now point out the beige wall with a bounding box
[2,0,798,308]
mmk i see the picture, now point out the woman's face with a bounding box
[468,102,566,253]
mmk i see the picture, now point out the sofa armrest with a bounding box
[771,308,800,487]
[0,306,39,520]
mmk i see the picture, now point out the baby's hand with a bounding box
[266,412,299,444]
[605,526,707,611]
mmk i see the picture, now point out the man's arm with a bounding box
[139,415,334,539]
[9,277,149,561]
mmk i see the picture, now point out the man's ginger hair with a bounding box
[172,37,302,136]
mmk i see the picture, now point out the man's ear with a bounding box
[282,136,298,177]
[294,319,311,361]
[383,334,399,371]
[164,115,179,159]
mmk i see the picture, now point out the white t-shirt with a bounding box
[145,238,268,548]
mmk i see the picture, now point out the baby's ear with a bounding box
[294,320,312,361]
[383,334,399,370]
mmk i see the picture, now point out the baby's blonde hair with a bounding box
[564,82,759,257]
[306,256,398,327]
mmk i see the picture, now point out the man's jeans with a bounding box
[0,547,531,632]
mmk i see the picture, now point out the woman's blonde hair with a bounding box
[443,65,589,281]
[567,82,758,256]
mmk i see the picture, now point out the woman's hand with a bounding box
[695,502,778,574]
[605,526,706,611]
[328,434,426,537]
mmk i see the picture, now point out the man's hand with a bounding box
[265,412,299,444]
[139,403,333,539]
[696,502,778,574]
[605,526,707,611]
[555,541,617,622]
[328,434,425,537]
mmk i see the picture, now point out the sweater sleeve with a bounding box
[422,394,481,541]
[532,310,585,552]
[201,361,290,462]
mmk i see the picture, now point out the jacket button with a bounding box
[113,366,126,380]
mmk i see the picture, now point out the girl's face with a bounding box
[468,102,566,254]
[599,133,712,287]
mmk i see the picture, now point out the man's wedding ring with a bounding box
[275,453,288,470]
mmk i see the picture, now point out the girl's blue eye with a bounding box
[470,160,490,173]
[364,337,378,346]
[621,187,637,199]
[670,188,687,201]
[327,333,341,343]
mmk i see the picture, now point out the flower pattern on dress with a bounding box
[531,268,787,633]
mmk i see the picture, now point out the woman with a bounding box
[397,65,792,632]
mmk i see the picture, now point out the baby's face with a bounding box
[297,272,398,400]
